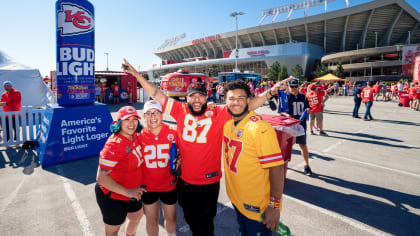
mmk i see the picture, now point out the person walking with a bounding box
[0,81,22,141]
[352,84,362,118]
[306,83,335,135]
[223,80,285,234]
[362,82,375,120]
[95,106,146,236]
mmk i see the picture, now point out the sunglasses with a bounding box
[144,111,161,117]
[289,85,298,88]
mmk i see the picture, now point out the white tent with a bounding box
[0,50,51,108]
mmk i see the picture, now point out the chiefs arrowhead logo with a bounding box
[57,3,94,36]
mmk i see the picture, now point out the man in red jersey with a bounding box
[122,59,282,236]
[373,81,381,101]
[139,100,178,236]
[0,81,22,141]
[300,81,308,95]
[362,82,375,120]
[306,83,335,136]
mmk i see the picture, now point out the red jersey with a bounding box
[101,85,106,94]
[1,88,22,112]
[163,97,231,185]
[386,85,391,93]
[306,90,326,113]
[112,85,120,95]
[362,87,374,103]
[98,133,143,201]
[139,124,178,192]
[373,84,381,93]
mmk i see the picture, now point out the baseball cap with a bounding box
[143,100,162,114]
[117,106,140,120]
[309,84,317,90]
[3,81,12,86]
[288,79,299,86]
[187,82,207,96]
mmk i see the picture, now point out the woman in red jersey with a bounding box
[95,106,146,236]
[362,82,375,120]
[138,100,179,236]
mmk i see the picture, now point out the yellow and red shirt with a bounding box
[139,124,178,192]
[98,133,143,201]
[163,97,231,185]
[223,111,283,221]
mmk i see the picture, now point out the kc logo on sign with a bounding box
[57,3,94,36]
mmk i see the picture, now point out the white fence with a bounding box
[0,106,45,146]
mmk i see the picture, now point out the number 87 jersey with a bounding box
[163,97,232,185]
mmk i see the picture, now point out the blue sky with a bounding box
[1,0,419,77]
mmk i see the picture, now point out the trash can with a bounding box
[261,114,304,179]
[399,90,409,107]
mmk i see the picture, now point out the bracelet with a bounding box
[268,201,281,209]
[268,89,273,97]
[270,196,281,203]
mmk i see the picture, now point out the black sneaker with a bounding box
[304,165,313,176]
[319,131,328,136]
[310,131,315,135]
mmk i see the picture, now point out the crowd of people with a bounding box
[93,66,420,235]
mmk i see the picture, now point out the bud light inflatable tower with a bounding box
[37,0,112,167]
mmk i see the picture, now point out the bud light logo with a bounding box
[57,3,94,36]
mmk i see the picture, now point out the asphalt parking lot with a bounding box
[1,96,419,236]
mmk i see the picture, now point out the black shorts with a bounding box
[113,94,119,98]
[295,134,307,145]
[142,188,177,205]
[95,183,142,225]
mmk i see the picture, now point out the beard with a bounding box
[187,103,207,116]
[227,105,249,118]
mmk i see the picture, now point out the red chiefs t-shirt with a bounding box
[362,87,374,103]
[112,85,120,95]
[408,87,416,99]
[306,90,326,113]
[101,85,106,94]
[373,84,381,93]
[163,97,231,185]
[98,133,143,201]
[139,124,178,192]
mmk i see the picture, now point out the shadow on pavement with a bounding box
[0,146,40,175]
[291,149,335,162]
[284,178,420,235]
[325,130,403,142]
[319,133,420,150]
[44,156,99,185]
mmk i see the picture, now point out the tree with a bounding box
[267,61,281,80]
[291,64,304,80]
[314,61,329,78]
[334,62,345,79]
[278,64,289,81]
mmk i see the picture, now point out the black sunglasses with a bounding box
[289,85,298,88]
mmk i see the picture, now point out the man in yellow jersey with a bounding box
[223,80,285,234]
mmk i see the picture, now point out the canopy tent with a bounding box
[313,73,345,81]
[0,50,51,108]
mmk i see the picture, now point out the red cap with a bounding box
[117,106,140,121]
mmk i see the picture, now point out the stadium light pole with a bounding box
[230,11,245,73]
[104,52,109,71]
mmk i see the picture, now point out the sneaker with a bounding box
[363,118,369,121]
[354,116,361,119]
[369,117,374,120]
[310,131,315,135]
[313,126,320,131]
[304,165,313,176]
[319,131,327,136]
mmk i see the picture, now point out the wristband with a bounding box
[268,201,281,209]
[270,196,281,203]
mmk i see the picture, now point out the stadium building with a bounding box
[149,0,420,81]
